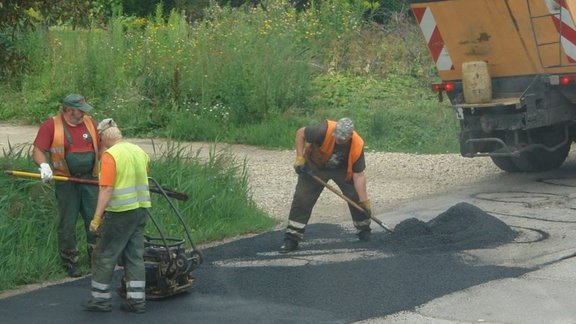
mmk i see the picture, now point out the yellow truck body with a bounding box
[410,0,576,172]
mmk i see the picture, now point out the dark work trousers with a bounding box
[285,168,371,241]
[91,208,148,306]
[54,178,98,262]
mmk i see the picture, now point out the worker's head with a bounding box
[97,118,122,147]
[62,94,93,125]
[333,117,354,144]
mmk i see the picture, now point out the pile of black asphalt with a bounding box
[384,202,518,251]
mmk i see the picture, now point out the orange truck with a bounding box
[410,0,576,172]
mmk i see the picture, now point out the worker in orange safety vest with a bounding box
[32,93,99,277]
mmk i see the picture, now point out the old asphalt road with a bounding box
[3,123,576,323]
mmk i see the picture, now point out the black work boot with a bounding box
[121,301,146,314]
[64,262,82,278]
[279,238,298,253]
[357,229,371,242]
[82,299,112,312]
[61,249,81,277]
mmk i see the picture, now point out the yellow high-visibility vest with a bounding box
[104,142,151,212]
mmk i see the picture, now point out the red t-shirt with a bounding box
[33,115,98,153]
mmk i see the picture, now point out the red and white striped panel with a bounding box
[412,6,454,71]
[545,0,576,63]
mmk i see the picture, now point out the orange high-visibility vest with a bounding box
[50,114,99,176]
[316,120,364,181]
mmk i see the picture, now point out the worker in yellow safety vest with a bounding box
[82,118,151,314]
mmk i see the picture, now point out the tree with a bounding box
[0,0,43,78]
[0,0,98,79]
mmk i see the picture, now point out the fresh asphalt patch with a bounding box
[0,203,531,323]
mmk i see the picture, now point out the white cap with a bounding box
[97,118,117,134]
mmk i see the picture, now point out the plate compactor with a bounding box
[118,177,203,300]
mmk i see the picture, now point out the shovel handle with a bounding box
[306,171,393,233]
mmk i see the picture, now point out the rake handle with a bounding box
[4,170,189,201]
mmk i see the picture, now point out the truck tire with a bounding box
[511,143,570,172]
[490,156,521,172]
[515,126,571,172]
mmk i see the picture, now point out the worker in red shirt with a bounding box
[32,94,99,277]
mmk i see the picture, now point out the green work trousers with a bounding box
[285,167,370,241]
[54,178,98,253]
[91,208,148,290]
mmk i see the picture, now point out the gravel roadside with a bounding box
[0,122,504,227]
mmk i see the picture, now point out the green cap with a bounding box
[63,94,93,112]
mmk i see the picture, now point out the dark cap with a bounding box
[63,94,93,112]
[333,117,354,140]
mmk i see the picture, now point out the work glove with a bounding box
[293,156,307,175]
[359,199,372,218]
[89,215,103,236]
[39,163,53,183]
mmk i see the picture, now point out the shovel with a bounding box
[304,169,393,233]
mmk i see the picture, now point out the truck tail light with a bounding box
[560,75,576,85]
[430,82,455,103]
[431,82,455,92]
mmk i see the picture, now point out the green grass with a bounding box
[147,143,276,243]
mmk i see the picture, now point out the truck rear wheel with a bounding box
[490,156,521,172]
[490,126,570,172]
[511,143,570,172]
[511,126,570,172]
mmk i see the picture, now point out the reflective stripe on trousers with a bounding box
[91,280,112,301]
[126,280,146,301]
